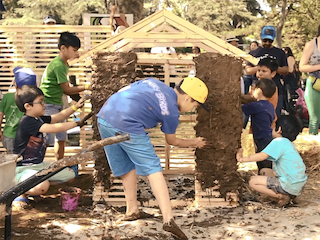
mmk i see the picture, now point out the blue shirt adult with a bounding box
[242,100,275,140]
[263,137,307,196]
[247,46,288,94]
[97,78,180,135]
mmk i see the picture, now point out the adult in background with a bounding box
[299,23,320,136]
[192,46,200,54]
[226,34,239,48]
[283,47,299,90]
[250,41,259,51]
[246,26,288,118]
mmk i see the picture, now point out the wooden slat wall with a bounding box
[0,25,197,173]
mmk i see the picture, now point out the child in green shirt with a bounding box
[0,67,37,153]
[40,31,91,161]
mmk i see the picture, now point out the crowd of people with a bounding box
[0,8,319,239]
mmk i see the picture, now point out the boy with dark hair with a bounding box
[256,57,279,116]
[0,67,36,153]
[246,26,288,118]
[241,78,276,176]
[242,57,279,127]
[97,77,208,240]
[237,115,306,207]
[13,85,87,206]
[40,31,91,161]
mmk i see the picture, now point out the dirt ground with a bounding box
[1,130,320,240]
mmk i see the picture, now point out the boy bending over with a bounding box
[97,77,208,240]
[237,115,307,207]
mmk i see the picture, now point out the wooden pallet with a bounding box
[194,180,238,208]
[93,176,238,208]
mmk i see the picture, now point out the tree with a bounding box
[184,0,258,37]
[1,0,106,25]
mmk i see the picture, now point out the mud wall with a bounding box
[90,52,138,188]
[90,52,243,197]
[194,53,243,197]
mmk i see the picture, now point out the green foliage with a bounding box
[1,0,106,25]
[264,0,320,60]
[1,0,320,62]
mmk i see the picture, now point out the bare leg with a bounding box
[121,169,139,215]
[148,171,173,223]
[259,168,275,177]
[54,141,65,160]
[25,180,50,195]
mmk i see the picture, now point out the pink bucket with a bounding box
[59,187,81,212]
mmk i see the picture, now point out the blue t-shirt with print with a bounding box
[262,137,307,196]
[97,78,180,134]
[242,100,275,140]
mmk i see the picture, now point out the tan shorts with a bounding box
[16,162,75,184]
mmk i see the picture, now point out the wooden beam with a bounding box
[69,11,166,65]
[151,23,180,33]
[126,32,205,40]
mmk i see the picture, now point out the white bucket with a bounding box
[0,154,17,218]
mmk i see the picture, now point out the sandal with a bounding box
[163,219,188,240]
[122,210,154,221]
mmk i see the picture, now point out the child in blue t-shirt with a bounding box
[237,115,306,207]
[97,77,208,240]
[241,78,276,176]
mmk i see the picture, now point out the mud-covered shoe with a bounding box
[277,194,291,207]
[122,210,154,221]
[163,219,188,240]
[12,196,29,210]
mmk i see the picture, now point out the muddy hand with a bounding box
[194,137,206,148]
[75,97,86,109]
[76,112,93,128]
[236,149,243,162]
[84,93,91,100]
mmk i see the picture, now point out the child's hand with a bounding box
[194,137,206,148]
[76,112,93,127]
[236,148,244,162]
[75,97,86,109]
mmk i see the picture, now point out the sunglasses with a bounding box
[262,39,273,43]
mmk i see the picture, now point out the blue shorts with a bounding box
[267,177,290,195]
[97,118,162,177]
[45,104,66,145]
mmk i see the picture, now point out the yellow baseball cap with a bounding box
[180,77,209,111]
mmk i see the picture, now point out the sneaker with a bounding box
[12,196,29,210]
[121,210,154,221]
[163,219,188,240]
[70,164,79,178]
[277,194,291,207]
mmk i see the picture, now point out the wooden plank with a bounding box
[69,11,166,65]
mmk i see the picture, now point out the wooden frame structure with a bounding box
[68,10,257,207]
[69,9,258,173]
